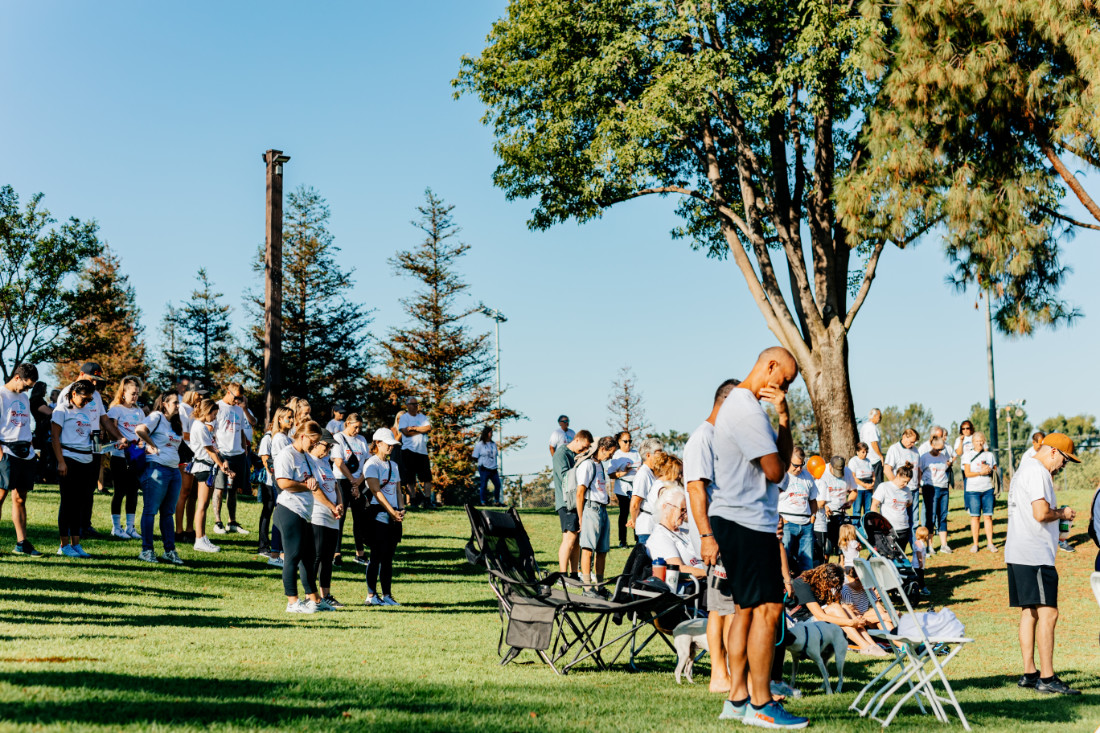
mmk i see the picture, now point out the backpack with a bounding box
[562,458,591,512]
[1088,485,1100,548]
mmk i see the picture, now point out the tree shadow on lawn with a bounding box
[0,608,307,631]
[0,576,209,601]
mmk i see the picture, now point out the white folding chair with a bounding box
[851,557,972,730]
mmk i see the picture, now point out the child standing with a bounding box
[912,526,932,597]
[838,523,861,573]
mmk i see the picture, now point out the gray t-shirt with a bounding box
[709,388,785,533]
[683,421,716,555]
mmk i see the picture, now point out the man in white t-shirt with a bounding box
[211,382,257,535]
[885,428,921,529]
[1005,433,1080,696]
[859,408,885,486]
[816,455,856,560]
[0,363,41,556]
[684,378,740,693]
[778,447,820,575]
[708,347,806,728]
[548,415,575,459]
[398,397,435,507]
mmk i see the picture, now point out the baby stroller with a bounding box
[859,512,921,601]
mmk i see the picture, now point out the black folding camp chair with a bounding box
[464,504,701,674]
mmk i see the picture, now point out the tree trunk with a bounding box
[800,336,857,460]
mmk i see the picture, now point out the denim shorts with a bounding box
[964,488,994,517]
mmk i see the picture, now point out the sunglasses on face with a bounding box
[791,463,804,469]
[620,438,631,444]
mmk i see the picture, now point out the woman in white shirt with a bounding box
[51,380,112,558]
[363,428,405,606]
[954,421,975,488]
[134,391,185,565]
[174,389,202,545]
[871,462,915,551]
[105,376,145,540]
[256,407,293,561]
[332,413,370,566]
[274,420,335,614]
[919,435,954,553]
[608,431,640,549]
[189,399,235,553]
[962,431,998,553]
[472,425,501,506]
[308,431,345,608]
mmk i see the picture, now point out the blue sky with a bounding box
[3,1,1099,476]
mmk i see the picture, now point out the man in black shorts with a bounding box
[0,363,42,556]
[707,347,807,729]
[552,429,592,578]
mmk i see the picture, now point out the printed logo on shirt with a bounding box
[5,404,29,428]
[73,411,92,437]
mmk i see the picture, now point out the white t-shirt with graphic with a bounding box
[331,432,369,479]
[399,412,431,455]
[51,402,97,463]
[576,459,609,505]
[549,426,575,452]
[274,447,314,521]
[872,481,912,531]
[179,401,194,435]
[0,386,33,457]
[817,468,856,514]
[645,523,704,571]
[609,448,640,497]
[859,421,883,464]
[308,455,341,530]
[142,411,182,467]
[778,470,819,525]
[107,404,144,458]
[363,455,402,524]
[962,450,997,492]
[189,421,217,469]
[848,456,873,485]
[214,400,248,456]
[919,451,951,489]
[885,442,920,491]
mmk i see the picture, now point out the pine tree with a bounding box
[606,367,650,437]
[242,185,376,417]
[53,246,148,392]
[170,269,235,389]
[385,189,521,502]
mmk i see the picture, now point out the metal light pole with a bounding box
[984,289,999,455]
[263,149,290,427]
[479,305,507,494]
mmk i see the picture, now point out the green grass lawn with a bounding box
[0,484,1098,732]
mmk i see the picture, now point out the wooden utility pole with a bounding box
[263,149,289,427]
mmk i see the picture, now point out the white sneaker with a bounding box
[286,600,316,614]
[939,545,953,554]
[161,550,185,565]
[228,523,249,535]
[111,527,129,539]
[988,544,998,554]
[57,545,81,558]
[126,527,141,539]
[193,537,221,553]
[926,546,937,556]
[267,556,284,567]
[381,595,400,607]
[212,522,228,534]
[969,544,979,554]
[139,549,157,563]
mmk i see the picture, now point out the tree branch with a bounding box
[1030,117,1100,224]
[842,240,885,331]
[1040,205,1100,231]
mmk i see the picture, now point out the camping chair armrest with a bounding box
[561,573,627,590]
[486,569,563,598]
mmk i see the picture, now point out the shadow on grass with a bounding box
[0,609,305,630]
[0,576,209,601]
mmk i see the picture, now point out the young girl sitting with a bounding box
[912,526,932,596]
[838,523,861,573]
[841,566,894,632]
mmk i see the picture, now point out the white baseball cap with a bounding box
[372,428,400,445]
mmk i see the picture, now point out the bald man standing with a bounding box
[708,347,807,729]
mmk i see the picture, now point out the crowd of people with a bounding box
[0,362,508,615]
[548,347,1096,728]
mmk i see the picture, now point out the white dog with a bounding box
[672,617,708,684]
[787,621,847,694]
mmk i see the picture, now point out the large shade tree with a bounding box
[456,0,1083,457]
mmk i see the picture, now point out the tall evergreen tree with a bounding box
[155,304,191,388]
[170,268,235,389]
[53,246,148,391]
[385,189,521,501]
[243,185,375,416]
[606,366,651,437]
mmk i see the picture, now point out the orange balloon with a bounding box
[806,455,826,480]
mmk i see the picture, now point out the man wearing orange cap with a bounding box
[1005,433,1080,696]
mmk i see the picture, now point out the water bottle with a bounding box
[651,557,666,582]
[665,566,680,594]
[1058,506,1071,534]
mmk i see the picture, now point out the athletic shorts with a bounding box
[711,516,783,608]
[403,451,432,484]
[964,489,994,517]
[214,452,250,491]
[1007,563,1058,608]
[0,454,36,492]
[557,506,580,534]
[579,502,610,553]
[707,562,736,616]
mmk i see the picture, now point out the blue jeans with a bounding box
[141,463,181,553]
[852,490,873,520]
[478,467,501,504]
[783,520,815,575]
[908,486,921,530]
[931,486,951,533]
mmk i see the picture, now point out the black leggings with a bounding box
[338,479,369,557]
[313,524,340,588]
[616,495,630,545]
[273,505,317,597]
[257,482,282,553]
[58,458,96,539]
[366,514,400,597]
[109,455,140,516]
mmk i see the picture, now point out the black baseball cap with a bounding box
[333,404,348,414]
[79,362,107,385]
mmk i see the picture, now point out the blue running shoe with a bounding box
[718,699,748,721]
[744,701,809,729]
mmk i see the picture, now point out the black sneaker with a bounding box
[1017,674,1039,689]
[13,540,42,557]
[83,526,101,539]
[332,554,343,566]
[1035,676,1080,695]
[324,595,346,609]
